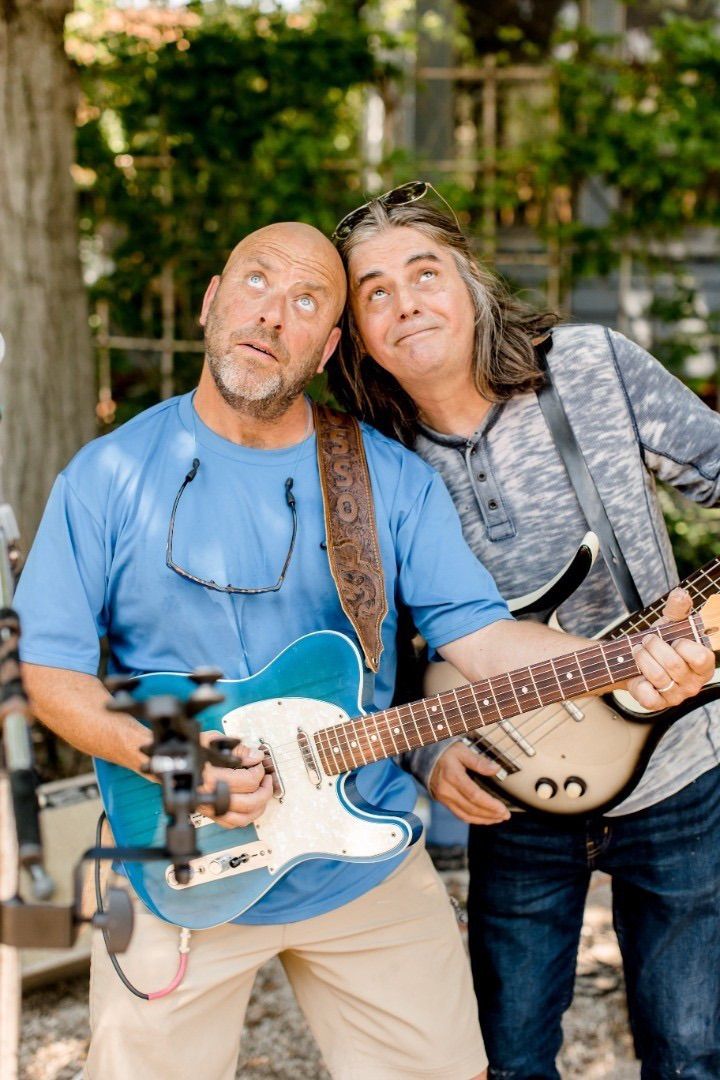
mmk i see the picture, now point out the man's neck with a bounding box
[409,372,493,440]
[194,368,312,449]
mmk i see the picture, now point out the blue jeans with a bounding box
[467,765,720,1080]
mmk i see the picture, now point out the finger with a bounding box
[211,775,274,828]
[206,760,266,794]
[434,767,509,821]
[200,731,265,767]
[657,587,692,625]
[673,638,717,680]
[634,634,687,687]
[456,744,501,776]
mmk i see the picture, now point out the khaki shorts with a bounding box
[86,844,487,1080]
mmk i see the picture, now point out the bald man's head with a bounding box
[223,222,346,322]
[199,222,346,419]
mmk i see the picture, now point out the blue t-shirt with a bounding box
[15,393,510,923]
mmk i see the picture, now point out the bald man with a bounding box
[15,223,507,1080]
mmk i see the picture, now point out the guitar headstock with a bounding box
[699,594,720,654]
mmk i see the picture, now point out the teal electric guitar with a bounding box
[96,597,720,929]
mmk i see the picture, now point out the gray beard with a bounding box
[206,347,318,421]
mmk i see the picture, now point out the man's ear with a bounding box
[200,276,221,326]
[316,326,342,375]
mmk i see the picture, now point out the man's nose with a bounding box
[396,287,421,321]
[257,292,284,330]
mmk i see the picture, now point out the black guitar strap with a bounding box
[535,334,642,613]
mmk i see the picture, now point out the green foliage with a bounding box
[658,488,720,578]
[70,0,380,411]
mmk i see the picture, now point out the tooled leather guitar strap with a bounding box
[313,403,387,674]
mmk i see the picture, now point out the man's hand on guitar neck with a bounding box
[429,587,716,826]
[625,587,715,712]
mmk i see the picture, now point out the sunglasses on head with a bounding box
[331,180,459,243]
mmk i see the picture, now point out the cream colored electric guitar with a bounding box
[424,557,720,816]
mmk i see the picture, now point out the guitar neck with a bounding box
[606,557,720,640]
[315,612,711,777]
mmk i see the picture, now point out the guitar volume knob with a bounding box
[564,777,587,799]
[535,778,558,800]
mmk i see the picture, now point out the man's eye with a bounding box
[297,296,316,311]
[370,287,387,300]
[419,269,436,282]
[248,273,264,288]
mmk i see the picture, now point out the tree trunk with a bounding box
[0,0,95,544]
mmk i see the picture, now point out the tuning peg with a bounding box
[190,667,224,686]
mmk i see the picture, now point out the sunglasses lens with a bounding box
[333,180,434,242]
[383,180,428,208]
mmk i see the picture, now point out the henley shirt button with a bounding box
[488,499,498,510]
[477,472,486,481]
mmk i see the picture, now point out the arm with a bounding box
[22,663,272,828]
[14,473,271,828]
[610,330,720,505]
[432,588,715,824]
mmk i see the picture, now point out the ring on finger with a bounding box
[657,679,675,694]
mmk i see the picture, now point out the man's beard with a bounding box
[204,322,322,421]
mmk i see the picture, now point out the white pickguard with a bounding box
[167,697,409,890]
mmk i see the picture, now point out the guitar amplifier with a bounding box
[20,773,101,990]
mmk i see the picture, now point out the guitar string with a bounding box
[176,579,718,776]
[250,614,708,771]
[129,569,719,828]
[474,569,720,768]
[264,617,708,773]
[437,569,720,772]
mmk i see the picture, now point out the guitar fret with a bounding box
[510,667,542,711]
[344,721,363,768]
[314,729,331,774]
[425,696,448,740]
[443,689,463,736]
[468,680,501,725]
[366,710,385,758]
[547,657,564,703]
[317,585,716,777]
[379,709,400,755]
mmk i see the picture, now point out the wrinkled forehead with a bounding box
[347,225,452,292]
[226,227,346,314]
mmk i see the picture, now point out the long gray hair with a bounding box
[329,200,559,443]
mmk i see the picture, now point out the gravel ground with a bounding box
[20,871,638,1080]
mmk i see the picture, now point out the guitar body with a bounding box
[425,648,720,818]
[95,632,421,929]
[426,661,676,815]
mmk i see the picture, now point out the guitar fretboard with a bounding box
[314,612,710,777]
[605,557,720,641]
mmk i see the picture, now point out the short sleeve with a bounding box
[14,474,108,675]
[395,471,512,648]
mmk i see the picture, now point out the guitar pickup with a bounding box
[462,733,520,780]
[257,740,284,801]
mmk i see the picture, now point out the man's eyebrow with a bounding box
[353,252,442,291]
[295,279,329,294]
